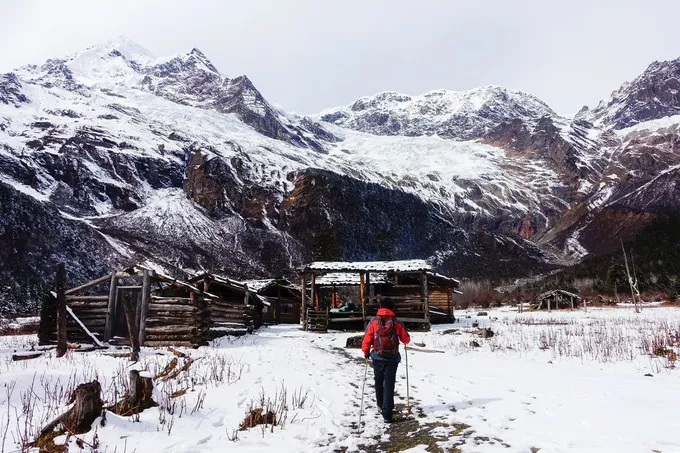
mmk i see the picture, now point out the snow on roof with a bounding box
[426,271,461,287]
[303,260,432,273]
[242,279,279,292]
[314,273,390,286]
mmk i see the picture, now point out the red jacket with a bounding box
[361,308,411,357]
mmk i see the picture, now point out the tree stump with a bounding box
[109,370,156,416]
[34,381,103,449]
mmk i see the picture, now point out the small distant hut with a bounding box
[242,278,301,325]
[299,260,460,332]
[534,290,582,311]
[39,265,215,348]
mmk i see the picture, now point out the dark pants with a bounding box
[373,359,399,421]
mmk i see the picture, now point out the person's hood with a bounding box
[377,308,396,317]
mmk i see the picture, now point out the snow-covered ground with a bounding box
[2,307,680,452]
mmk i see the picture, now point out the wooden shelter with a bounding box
[189,273,259,336]
[242,278,301,325]
[534,290,582,311]
[299,260,460,332]
[39,265,215,348]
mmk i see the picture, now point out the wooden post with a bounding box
[138,270,151,345]
[276,283,281,323]
[548,296,551,313]
[570,296,574,310]
[360,272,366,324]
[331,284,336,308]
[301,273,307,330]
[447,289,452,320]
[56,263,67,357]
[421,271,430,325]
[311,273,317,310]
[122,293,140,361]
[104,272,118,342]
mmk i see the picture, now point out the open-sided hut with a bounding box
[299,260,460,332]
[39,265,215,348]
[242,278,301,325]
[534,290,582,311]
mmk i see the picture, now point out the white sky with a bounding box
[2,0,679,116]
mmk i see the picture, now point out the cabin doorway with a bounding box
[113,287,142,339]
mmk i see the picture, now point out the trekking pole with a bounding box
[358,357,368,432]
[405,346,411,414]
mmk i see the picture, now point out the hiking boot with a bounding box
[383,417,393,424]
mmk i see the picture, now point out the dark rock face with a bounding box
[0,73,30,106]
[0,183,123,315]
[278,168,555,278]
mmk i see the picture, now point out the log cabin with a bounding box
[299,260,461,332]
[534,290,582,311]
[242,278,301,325]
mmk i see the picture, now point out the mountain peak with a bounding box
[181,47,219,74]
[90,36,156,64]
[587,55,680,129]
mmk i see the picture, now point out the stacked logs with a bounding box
[208,300,254,338]
[144,296,209,347]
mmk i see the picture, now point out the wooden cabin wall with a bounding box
[64,299,108,343]
[209,299,254,337]
[144,296,208,347]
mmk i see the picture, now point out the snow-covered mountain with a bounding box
[317,86,556,140]
[1,37,679,314]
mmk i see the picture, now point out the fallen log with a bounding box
[12,352,44,361]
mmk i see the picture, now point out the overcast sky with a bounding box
[2,0,679,116]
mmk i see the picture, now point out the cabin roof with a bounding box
[301,259,432,273]
[538,289,581,300]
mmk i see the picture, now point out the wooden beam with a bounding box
[138,269,151,346]
[56,263,67,358]
[65,274,113,296]
[66,306,105,348]
[104,273,118,342]
[66,295,109,302]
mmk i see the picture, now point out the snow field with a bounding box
[1,308,680,452]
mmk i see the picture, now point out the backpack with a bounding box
[374,316,399,358]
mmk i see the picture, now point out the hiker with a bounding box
[361,298,410,423]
